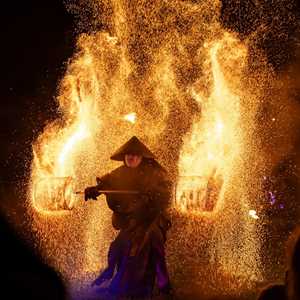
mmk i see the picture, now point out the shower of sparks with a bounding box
[177,34,247,213]
[27,0,298,296]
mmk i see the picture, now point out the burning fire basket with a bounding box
[32,174,222,213]
[175,175,222,213]
[32,176,139,212]
[33,176,76,211]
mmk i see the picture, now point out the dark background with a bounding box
[0,0,75,181]
[0,0,299,182]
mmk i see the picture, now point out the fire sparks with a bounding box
[176,34,247,213]
[30,47,101,213]
[124,112,137,124]
[249,210,259,220]
[28,0,275,290]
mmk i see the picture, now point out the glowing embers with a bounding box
[124,112,137,124]
[248,210,259,220]
[175,172,223,213]
[33,176,76,212]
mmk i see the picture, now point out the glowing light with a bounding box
[249,210,259,220]
[124,112,137,124]
[215,119,224,138]
[207,152,214,160]
[58,123,89,170]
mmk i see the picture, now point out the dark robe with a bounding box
[92,159,172,298]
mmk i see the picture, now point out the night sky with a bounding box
[0,0,299,182]
[0,0,75,181]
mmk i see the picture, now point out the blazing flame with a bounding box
[31,48,101,212]
[176,33,247,214]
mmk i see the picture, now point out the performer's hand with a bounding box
[84,186,100,201]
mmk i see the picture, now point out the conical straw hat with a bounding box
[110,136,155,161]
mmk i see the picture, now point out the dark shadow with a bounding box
[0,211,66,300]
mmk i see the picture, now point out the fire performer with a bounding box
[84,136,172,299]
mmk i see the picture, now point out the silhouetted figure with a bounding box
[258,227,300,300]
[257,284,286,300]
[85,136,172,299]
[286,227,300,300]
[0,212,66,300]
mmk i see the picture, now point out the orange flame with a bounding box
[30,45,101,212]
[176,33,247,213]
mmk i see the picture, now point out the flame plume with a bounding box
[177,34,247,213]
[31,46,101,212]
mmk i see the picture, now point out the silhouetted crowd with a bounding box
[257,227,300,300]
